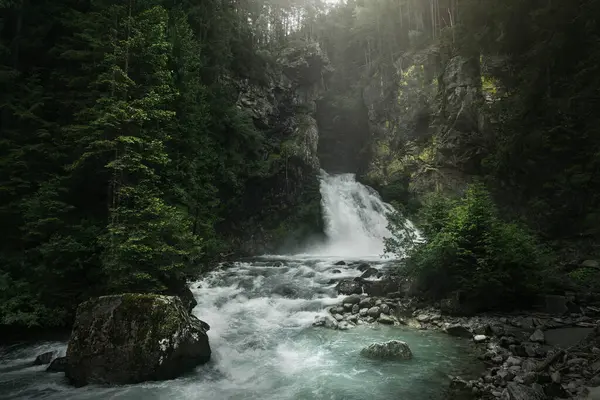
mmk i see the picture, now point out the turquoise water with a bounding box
[0,257,481,400]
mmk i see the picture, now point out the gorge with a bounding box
[2,0,600,399]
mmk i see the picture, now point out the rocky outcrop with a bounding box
[231,41,331,255]
[236,41,330,171]
[440,55,484,135]
[360,340,413,361]
[65,294,211,386]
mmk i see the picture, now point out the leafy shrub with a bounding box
[385,183,553,311]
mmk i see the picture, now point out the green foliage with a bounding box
[386,184,553,311]
[0,0,286,329]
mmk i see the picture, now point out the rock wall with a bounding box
[360,46,485,206]
[229,42,331,255]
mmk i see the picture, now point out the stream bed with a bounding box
[0,257,482,400]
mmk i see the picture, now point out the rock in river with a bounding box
[335,279,362,295]
[360,340,413,360]
[356,263,371,272]
[360,267,379,279]
[343,294,361,304]
[529,329,545,343]
[378,315,396,325]
[445,324,472,338]
[313,314,339,329]
[65,294,211,386]
[33,351,56,365]
[367,306,381,318]
[501,382,545,400]
[46,357,67,373]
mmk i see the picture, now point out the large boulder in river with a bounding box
[65,294,211,386]
[360,340,413,361]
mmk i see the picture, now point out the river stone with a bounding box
[313,314,338,329]
[333,313,344,321]
[367,306,381,318]
[474,334,488,343]
[343,303,353,311]
[446,324,472,338]
[380,304,390,314]
[332,269,342,274]
[356,263,370,272]
[343,294,361,304]
[334,260,346,266]
[34,351,56,365]
[335,279,362,295]
[378,315,395,325]
[359,297,373,308]
[501,382,545,400]
[346,314,358,323]
[506,356,522,367]
[360,340,412,361]
[522,359,538,373]
[359,308,369,317]
[46,356,67,373]
[331,306,345,314]
[521,342,545,357]
[352,304,360,314]
[338,321,352,330]
[361,267,378,279]
[65,294,211,386]
[530,329,545,343]
[416,314,431,323]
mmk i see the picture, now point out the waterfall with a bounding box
[302,170,418,259]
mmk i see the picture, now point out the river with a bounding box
[0,172,479,400]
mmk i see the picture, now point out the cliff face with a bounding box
[228,42,332,255]
[227,39,489,253]
[357,46,487,205]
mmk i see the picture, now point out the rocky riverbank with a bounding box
[315,261,600,400]
[318,291,600,399]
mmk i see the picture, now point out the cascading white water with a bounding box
[306,170,419,259]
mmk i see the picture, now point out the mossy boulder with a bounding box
[65,294,211,386]
[360,340,413,360]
